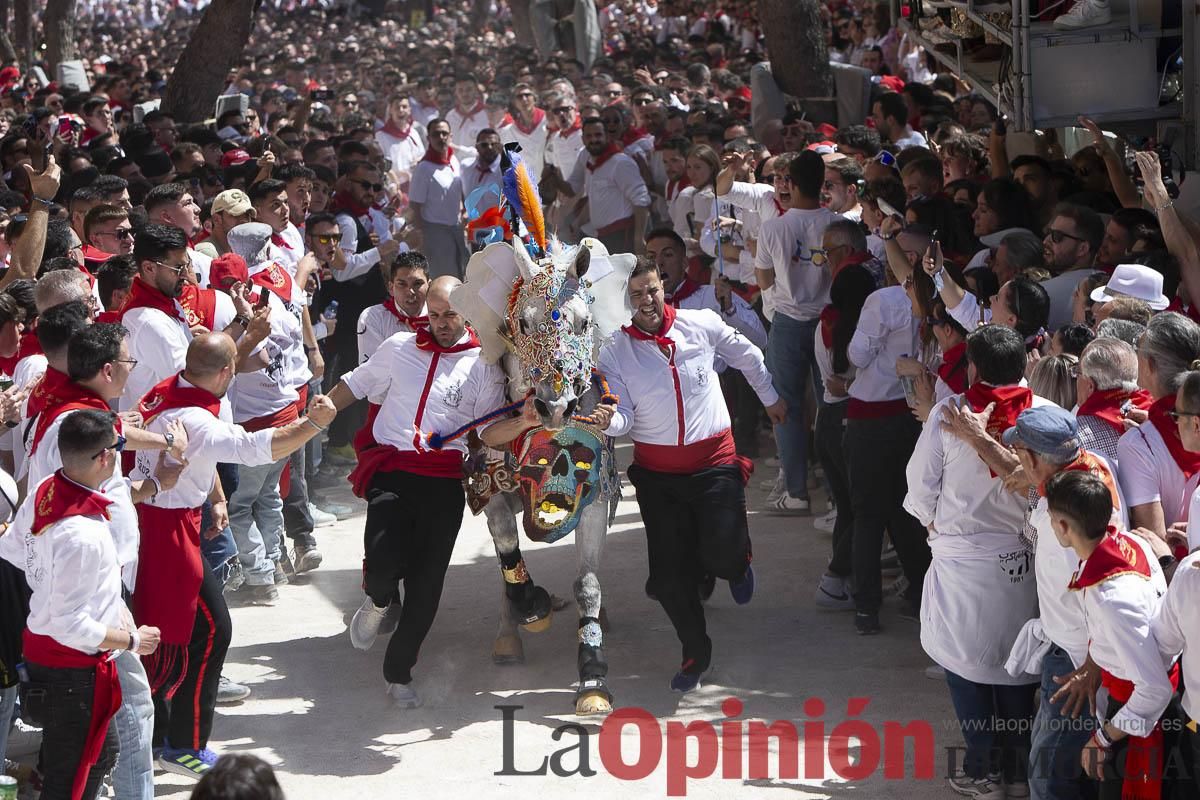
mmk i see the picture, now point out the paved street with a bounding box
[155,442,959,799]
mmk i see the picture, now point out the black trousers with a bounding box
[25,662,118,800]
[844,412,931,614]
[1100,693,1188,800]
[720,368,762,457]
[627,462,751,675]
[153,562,231,751]
[363,469,464,685]
[813,400,853,577]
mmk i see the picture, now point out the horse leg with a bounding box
[573,503,612,715]
[484,494,524,664]
[487,492,553,638]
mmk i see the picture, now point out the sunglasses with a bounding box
[1046,228,1085,244]
[552,106,574,115]
[604,90,624,98]
[1170,409,1200,421]
[353,179,384,192]
[101,228,134,240]
[632,97,653,106]
[154,259,192,275]
[314,233,343,245]
[874,150,897,168]
[92,433,127,460]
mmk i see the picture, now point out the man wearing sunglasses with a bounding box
[497,82,546,182]
[84,204,134,260]
[540,91,585,237]
[1040,203,1104,331]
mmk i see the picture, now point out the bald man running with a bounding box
[328,276,505,708]
[128,332,337,776]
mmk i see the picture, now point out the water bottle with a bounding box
[324,300,338,320]
[899,353,918,407]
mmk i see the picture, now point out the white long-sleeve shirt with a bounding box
[598,308,778,446]
[582,151,651,232]
[673,283,767,372]
[754,207,840,322]
[122,304,191,410]
[1151,550,1200,723]
[847,285,920,403]
[0,473,126,654]
[355,304,427,404]
[333,210,384,283]
[341,331,506,456]
[499,115,548,182]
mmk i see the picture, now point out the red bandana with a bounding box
[1037,451,1122,510]
[118,276,184,323]
[621,127,650,147]
[667,279,702,307]
[1068,527,1150,590]
[421,145,455,166]
[586,143,622,172]
[139,373,221,423]
[513,108,546,136]
[819,305,839,349]
[32,470,112,536]
[178,284,217,331]
[936,341,968,394]
[1148,395,1200,479]
[665,176,691,201]
[380,120,413,140]
[456,100,486,118]
[249,262,294,305]
[383,298,429,331]
[332,190,372,218]
[415,327,481,354]
[29,374,115,456]
[964,383,1033,440]
[621,302,677,351]
[1077,387,1154,435]
[772,197,786,216]
[270,232,293,250]
[557,116,582,138]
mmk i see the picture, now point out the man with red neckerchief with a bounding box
[326,276,504,710]
[376,94,428,189]
[540,91,585,239]
[408,119,467,279]
[0,411,163,800]
[1075,337,1151,463]
[498,82,547,182]
[1044,470,1177,800]
[445,73,490,149]
[595,259,785,693]
[576,117,650,256]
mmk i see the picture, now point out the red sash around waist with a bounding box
[348,444,463,498]
[846,398,910,419]
[633,429,753,485]
[1100,662,1181,800]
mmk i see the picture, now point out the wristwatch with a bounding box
[233,314,250,327]
[164,432,175,451]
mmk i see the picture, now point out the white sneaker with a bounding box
[814,574,854,610]
[760,467,785,491]
[1053,0,1110,29]
[813,509,837,533]
[216,675,251,704]
[768,494,810,514]
[948,773,1004,798]
[6,718,41,757]
[308,503,337,527]
[350,597,389,650]
[763,456,781,468]
[386,681,422,708]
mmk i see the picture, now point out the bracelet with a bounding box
[304,417,326,433]
[30,196,53,207]
[1155,201,1174,213]
[128,630,139,653]
[879,232,897,241]
[1092,726,1113,750]
[305,345,317,354]
[149,475,162,500]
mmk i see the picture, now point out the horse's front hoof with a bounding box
[576,690,612,716]
[520,608,553,633]
[492,634,525,665]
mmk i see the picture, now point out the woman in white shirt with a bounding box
[682,145,727,258]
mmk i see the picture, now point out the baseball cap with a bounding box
[1001,406,1081,462]
[220,149,252,169]
[211,189,253,217]
[209,253,249,289]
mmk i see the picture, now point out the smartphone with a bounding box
[310,89,334,102]
[256,290,270,310]
[56,117,81,139]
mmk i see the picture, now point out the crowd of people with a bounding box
[0,0,1194,798]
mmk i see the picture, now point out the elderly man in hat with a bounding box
[194,189,256,263]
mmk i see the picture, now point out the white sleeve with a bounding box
[334,215,383,282]
[848,293,887,369]
[1150,564,1193,661]
[722,181,773,213]
[947,291,981,331]
[754,219,775,274]
[1117,431,1163,509]
[357,309,382,366]
[617,158,651,208]
[47,533,110,651]
[721,295,767,350]
[341,335,399,400]
[903,404,947,527]
[707,310,778,406]
[597,346,633,439]
[198,416,276,469]
[472,364,508,419]
[1097,585,1174,738]
[408,165,431,204]
[568,152,587,195]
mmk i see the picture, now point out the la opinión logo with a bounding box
[497,696,937,795]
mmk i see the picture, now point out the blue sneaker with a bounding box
[158,746,217,780]
[669,661,711,693]
[729,565,755,605]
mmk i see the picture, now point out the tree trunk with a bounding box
[471,0,490,30]
[42,0,78,75]
[0,31,17,66]
[161,0,256,124]
[508,0,534,47]
[12,0,32,71]
[758,0,833,99]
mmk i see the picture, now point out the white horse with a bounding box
[451,239,635,716]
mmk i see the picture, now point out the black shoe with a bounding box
[855,611,881,635]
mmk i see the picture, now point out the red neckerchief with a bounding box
[32,470,113,535]
[621,302,677,351]
[192,229,211,244]
[29,378,116,456]
[476,158,499,176]
[179,284,217,330]
[270,232,293,250]
[383,298,429,331]
[81,244,113,271]
[1077,387,1153,435]
[666,278,702,308]
[936,341,968,394]
[118,276,185,323]
[587,143,622,172]
[1167,296,1200,324]
[455,100,486,119]
[819,305,839,348]
[1148,395,1200,478]
[17,329,41,360]
[139,373,220,423]
[513,108,546,136]
[421,145,455,166]
[249,262,294,305]
[380,119,413,140]
[499,113,514,127]
[964,383,1033,440]
[415,327,481,354]
[557,116,582,138]
[332,190,371,218]
[772,197,786,216]
[621,127,649,147]
[831,249,874,280]
[1068,527,1150,590]
[1037,451,1122,511]
[665,175,691,201]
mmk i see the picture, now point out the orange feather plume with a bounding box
[514,161,546,252]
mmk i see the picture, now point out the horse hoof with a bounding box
[520,608,553,633]
[598,607,612,632]
[492,634,524,665]
[576,690,612,716]
[550,593,570,611]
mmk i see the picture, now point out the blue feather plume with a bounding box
[502,149,526,221]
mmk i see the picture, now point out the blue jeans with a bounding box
[765,313,821,499]
[1029,645,1097,799]
[944,669,1037,783]
[110,649,154,800]
[228,457,288,587]
[0,683,15,759]
[201,464,240,584]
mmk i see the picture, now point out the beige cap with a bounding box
[211,189,253,217]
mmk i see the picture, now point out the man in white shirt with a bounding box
[128,333,335,776]
[460,128,504,223]
[0,410,161,800]
[498,83,547,182]
[376,94,427,189]
[754,150,840,513]
[873,93,928,151]
[408,119,467,279]
[409,77,440,128]
[591,259,785,693]
[578,117,650,255]
[247,178,303,274]
[445,74,490,149]
[357,250,430,372]
[904,325,1044,795]
[143,183,213,292]
[1043,471,1175,799]
[541,92,585,240]
[327,276,505,709]
[822,157,864,221]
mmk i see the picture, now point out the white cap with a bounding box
[1090,263,1170,311]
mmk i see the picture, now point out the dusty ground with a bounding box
[152,441,962,799]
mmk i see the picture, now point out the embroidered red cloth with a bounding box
[139,373,221,422]
[28,374,114,456]
[32,470,112,535]
[936,341,968,394]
